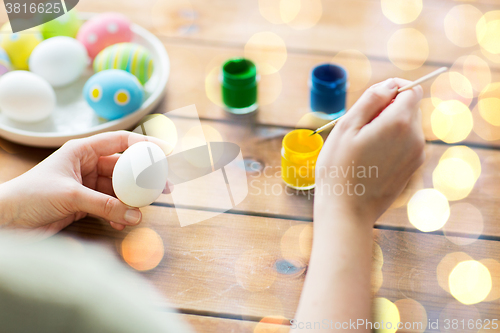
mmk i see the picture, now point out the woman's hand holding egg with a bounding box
[0,131,173,239]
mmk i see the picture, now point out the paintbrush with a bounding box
[309,66,448,136]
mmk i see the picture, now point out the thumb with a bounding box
[343,78,398,129]
[75,187,142,226]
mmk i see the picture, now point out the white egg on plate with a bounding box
[112,141,169,208]
[0,71,55,123]
[29,36,88,87]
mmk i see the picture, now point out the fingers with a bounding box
[97,154,120,177]
[70,131,175,159]
[376,83,423,123]
[110,222,126,231]
[95,176,114,196]
[163,179,174,194]
[342,78,399,129]
[75,186,142,226]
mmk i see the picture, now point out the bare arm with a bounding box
[293,78,425,332]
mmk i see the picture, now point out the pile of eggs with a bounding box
[0,11,154,123]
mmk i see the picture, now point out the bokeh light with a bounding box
[371,242,384,294]
[280,0,301,23]
[285,0,323,30]
[440,146,481,180]
[430,72,473,107]
[407,189,450,232]
[372,269,383,295]
[477,10,500,55]
[420,98,438,141]
[381,0,422,24]
[331,50,372,92]
[200,124,224,142]
[132,114,178,154]
[372,298,400,333]
[394,299,427,333]
[479,258,500,302]
[121,228,164,271]
[452,55,491,94]
[295,112,330,130]
[444,203,483,246]
[437,252,473,293]
[280,224,313,262]
[478,83,500,126]
[244,32,287,75]
[449,260,492,305]
[390,172,424,209]
[205,66,224,107]
[258,0,283,25]
[235,249,277,292]
[432,158,476,201]
[472,103,500,141]
[387,28,428,71]
[430,100,473,143]
[444,5,483,48]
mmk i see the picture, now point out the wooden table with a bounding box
[1,0,500,331]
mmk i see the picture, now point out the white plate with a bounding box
[0,16,170,148]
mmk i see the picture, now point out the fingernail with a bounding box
[124,209,141,224]
[383,78,397,89]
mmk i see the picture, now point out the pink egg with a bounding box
[77,13,133,59]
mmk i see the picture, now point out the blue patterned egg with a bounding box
[83,69,144,120]
[0,47,11,76]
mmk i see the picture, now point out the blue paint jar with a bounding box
[310,63,347,120]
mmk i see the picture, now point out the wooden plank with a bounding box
[152,116,500,237]
[179,314,289,333]
[61,205,500,324]
[2,116,500,237]
[70,0,500,69]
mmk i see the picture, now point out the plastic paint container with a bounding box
[221,58,258,114]
[281,129,324,190]
[310,63,347,120]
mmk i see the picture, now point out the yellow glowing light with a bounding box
[133,114,178,155]
[433,158,476,201]
[244,32,287,75]
[387,28,429,71]
[439,302,481,333]
[478,83,500,127]
[331,49,372,92]
[440,146,481,180]
[430,100,473,143]
[205,66,224,107]
[258,0,284,25]
[407,189,450,232]
[445,5,483,48]
[280,224,313,262]
[472,102,500,141]
[295,112,330,130]
[477,11,500,54]
[235,249,277,292]
[201,124,223,142]
[373,298,400,333]
[394,299,427,333]
[381,0,422,24]
[285,0,323,30]
[280,0,301,23]
[449,260,492,305]
[444,203,483,246]
[121,228,164,271]
[420,98,438,141]
[452,55,491,93]
[259,71,283,106]
[480,259,500,302]
[437,252,473,293]
[390,172,424,209]
[431,72,473,107]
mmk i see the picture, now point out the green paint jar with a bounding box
[221,58,258,114]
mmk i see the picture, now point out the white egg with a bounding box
[112,141,168,208]
[0,71,55,123]
[29,36,88,87]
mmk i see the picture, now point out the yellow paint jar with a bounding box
[281,129,324,190]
